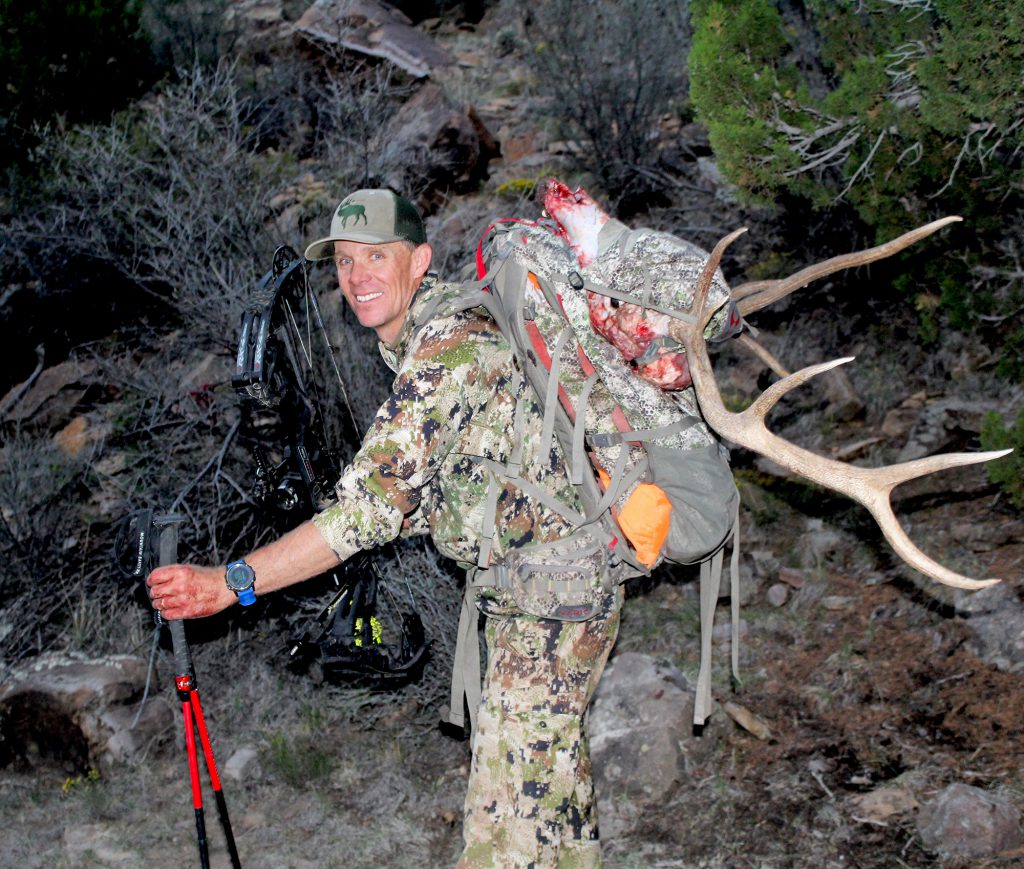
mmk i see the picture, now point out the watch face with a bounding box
[225,561,255,591]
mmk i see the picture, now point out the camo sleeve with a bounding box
[311,313,482,561]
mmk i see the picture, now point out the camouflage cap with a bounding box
[304,189,427,260]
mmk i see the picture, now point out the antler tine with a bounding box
[750,357,855,418]
[856,449,1010,589]
[693,227,748,328]
[733,216,963,316]
[670,224,1007,591]
[869,493,1003,590]
[735,333,791,378]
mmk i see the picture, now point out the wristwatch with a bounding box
[225,559,257,607]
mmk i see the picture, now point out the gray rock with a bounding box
[882,392,927,440]
[801,518,846,568]
[777,566,807,589]
[224,745,261,782]
[748,549,780,581]
[695,157,738,203]
[956,518,1024,553]
[79,698,174,768]
[0,358,98,432]
[231,0,285,26]
[295,0,454,79]
[766,583,789,607]
[724,553,762,606]
[590,652,716,808]
[847,785,919,822]
[0,653,172,771]
[226,0,293,48]
[917,782,1023,859]
[897,398,991,462]
[820,366,864,422]
[377,82,499,210]
[732,549,772,606]
[711,620,748,643]
[957,584,1024,673]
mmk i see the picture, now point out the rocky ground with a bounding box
[3,465,1022,867]
[1,1,1022,867]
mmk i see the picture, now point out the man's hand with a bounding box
[147,564,235,620]
[144,520,345,620]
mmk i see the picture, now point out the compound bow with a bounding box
[232,245,429,687]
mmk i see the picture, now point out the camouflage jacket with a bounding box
[312,275,583,571]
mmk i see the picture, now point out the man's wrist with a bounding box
[224,559,257,606]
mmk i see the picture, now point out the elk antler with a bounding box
[669,227,1011,591]
[732,217,965,316]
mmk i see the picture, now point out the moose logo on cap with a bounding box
[335,201,367,227]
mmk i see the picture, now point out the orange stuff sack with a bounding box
[616,483,672,568]
[597,468,672,568]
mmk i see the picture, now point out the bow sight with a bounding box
[233,245,429,688]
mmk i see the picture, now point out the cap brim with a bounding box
[304,231,406,261]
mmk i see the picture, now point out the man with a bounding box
[148,188,622,867]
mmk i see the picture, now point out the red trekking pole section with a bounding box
[190,687,241,866]
[156,516,242,869]
[178,678,209,869]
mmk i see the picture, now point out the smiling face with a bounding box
[333,239,432,345]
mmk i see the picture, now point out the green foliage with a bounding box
[997,328,1024,382]
[61,767,114,819]
[495,177,537,200]
[687,0,796,201]
[917,5,1024,137]
[494,26,522,58]
[689,0,1024,376]
[62,768,101,795]
[689,0,1024,217]
[980,410,1024,510]
[0,0,153,167]
[264,731,336,788]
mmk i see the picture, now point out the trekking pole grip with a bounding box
[155,515,194,684]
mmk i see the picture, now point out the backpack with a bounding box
[427,216,742,732]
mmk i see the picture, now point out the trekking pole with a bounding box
[154,514,242,869]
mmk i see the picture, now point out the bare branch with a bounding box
[835,129,887,202]
[0,345,45,418]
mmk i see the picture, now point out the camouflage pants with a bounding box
[458,590,622,868]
